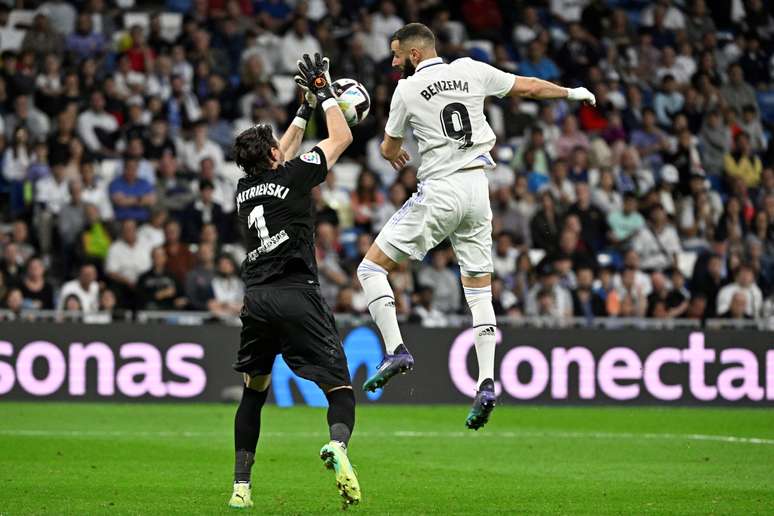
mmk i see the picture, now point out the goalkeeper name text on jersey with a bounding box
[384,57,516,182]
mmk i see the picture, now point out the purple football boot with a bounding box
[362,344,414,392]
[465,378,496,430]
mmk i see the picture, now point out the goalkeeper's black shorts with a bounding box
[233,284,351,387]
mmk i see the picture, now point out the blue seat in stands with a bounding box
[757,90,774,125]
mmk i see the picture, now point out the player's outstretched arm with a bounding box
[317,102,353,168]
[295,53,352,168]
[278,91,315,159]
[509,76,596,105]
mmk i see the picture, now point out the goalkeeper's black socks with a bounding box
[325,388,356,446]
[234,385,268,482]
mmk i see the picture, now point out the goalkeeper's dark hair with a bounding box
[233,124,276,176]
[391,23,435,47]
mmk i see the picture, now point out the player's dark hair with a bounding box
[233,124,277,176]
[390,23,435,47]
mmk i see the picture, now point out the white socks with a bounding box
[357,259,404,354]
[464,286,497,387]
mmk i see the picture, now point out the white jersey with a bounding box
[384,56,515,182]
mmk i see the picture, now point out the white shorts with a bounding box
[375,170,493,276]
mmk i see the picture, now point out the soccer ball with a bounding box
[333,78,370,127]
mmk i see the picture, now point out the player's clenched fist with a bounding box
[295,53,334,104]
[566,87,596,106]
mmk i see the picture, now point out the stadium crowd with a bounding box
[1,0,774,325]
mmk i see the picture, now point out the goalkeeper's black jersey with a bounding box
[235,146,328,289]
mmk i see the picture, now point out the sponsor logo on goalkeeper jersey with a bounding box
[246,230,290,261]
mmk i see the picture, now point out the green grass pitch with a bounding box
[1,403,773,515]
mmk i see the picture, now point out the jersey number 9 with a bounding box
[440,102,473,150]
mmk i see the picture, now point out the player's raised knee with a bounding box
[244,373,271,392]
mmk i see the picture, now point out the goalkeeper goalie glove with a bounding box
[295,53,336,109]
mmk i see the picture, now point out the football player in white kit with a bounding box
[357,23,595,429]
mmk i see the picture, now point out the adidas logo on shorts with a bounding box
[385,301,396,308]
[478,326,495,337]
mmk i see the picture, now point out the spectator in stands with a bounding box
[3,288,24,316]
[592,168,622,214]
[371,1,404,49]
[66,13,106,64]
[109,157,156,222]
[58,180,87,256]
[724,132,762,189]
[105,219,152,308]
[633,204,682,272]
[316,221,348,307]
[208,254,244,318]
[631,108,669,171]
[654,75,684,128]
[374,182,406,232]
[350,170,384,233]
[182,179,228,243]
[541,159,575,208]
[567,182,608,253]
[2,126,31,217]
[18,257,53,310]
[198,157,236,215]
[526,260,573,318]
[555,115,590,160]
[35,163,70,256]
[339,34,378,94]
[5,94,50,141]
[685,0,715,41]
[572,263,607,319]
[185,242,216,311]
[716,263,763,318]
[279,16,321,73]
[519,39,560,82]
[722,63,759,117]
[740,105,767,154]
[409,285,448,328]
[512,127,550,177]
[699,109,731,176]
[493,178,533,248]
[22,13,65,66]
[721,290,754,320]
[145,117,176,163]
[77,91,118,157]
[0,242,24,285]
[181,119,224,174]
[608,192,645,247]
[57,263,99,314]
[417,248,461,314]
[138,246,185,311]
[616,147,655,196]
[492,232,518,281]
[78,203,110,266]
[531,191,561,255]
[165,74,201,136]
[138,208,167,252]
[163,220,196,285]
[10,221,35,264]
[155,152,195,217]
[202,97,233,158]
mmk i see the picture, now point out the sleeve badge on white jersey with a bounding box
[300,151,321,165]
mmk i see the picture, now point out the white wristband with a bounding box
[321,98,339,112]
[291,116,307,130]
